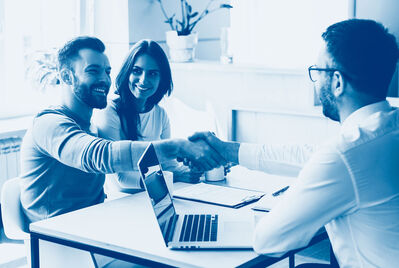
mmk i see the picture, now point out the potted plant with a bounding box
[25,49,59,92]
[156,0,232,62]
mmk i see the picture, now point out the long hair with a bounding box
[114,39,173,140]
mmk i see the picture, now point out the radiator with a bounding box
[0,137,22,200]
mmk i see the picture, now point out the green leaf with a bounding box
[189,11,198,18]
[220,4,233,9]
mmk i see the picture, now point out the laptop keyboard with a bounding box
[179,214,218,242]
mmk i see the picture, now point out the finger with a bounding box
[192,158,212,171]
[194,139,224,168]
[224,166,231,176]
[189,161,203,172]
[190,170,204,177]
[180,158,190,166]
[196,150,219,170]
[188,131,210,142]
[189,176,201,183]
[206,146,226,167]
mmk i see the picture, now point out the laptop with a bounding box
[137,143,254,249]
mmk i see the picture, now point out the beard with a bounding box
[319,80,340,122]
[73,80,109,109]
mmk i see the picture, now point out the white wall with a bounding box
[127,0,231,60]
[229,0,350,69]
[168,61,341,144]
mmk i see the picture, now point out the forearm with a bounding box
[238,143,315,176]
[113,171,142,189]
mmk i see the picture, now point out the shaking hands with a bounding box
[177,131,240,172]
[177,137,226,171]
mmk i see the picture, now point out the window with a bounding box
[0,0,83,118]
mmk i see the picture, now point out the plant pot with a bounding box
[166,31,198,62]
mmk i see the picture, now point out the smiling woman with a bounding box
[93,39,203,197]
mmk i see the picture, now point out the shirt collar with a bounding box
[341,100,392,129]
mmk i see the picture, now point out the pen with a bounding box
[251,206,270,212]
[272,186,289,197]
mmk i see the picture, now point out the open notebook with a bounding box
[173,183,265,208]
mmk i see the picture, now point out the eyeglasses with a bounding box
[308,65,343,82]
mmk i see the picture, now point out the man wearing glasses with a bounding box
[190,19,399,267]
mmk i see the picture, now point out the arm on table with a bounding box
[253,147,356,257]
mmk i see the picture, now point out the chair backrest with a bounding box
[160,96,223,139]
[1,177,29,240]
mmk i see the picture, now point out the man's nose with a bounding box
[99,71,111,85]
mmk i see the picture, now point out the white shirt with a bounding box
[239,101,399,268]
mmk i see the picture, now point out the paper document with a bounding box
[251,185,289,212]
[173,182,265,208]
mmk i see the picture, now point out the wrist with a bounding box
[222,141,240,164]
[153,139,184,162]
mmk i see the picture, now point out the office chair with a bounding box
[1,177,29,240]
[1,177,30,266]
[1,178,98,268]
[160,96,224,139]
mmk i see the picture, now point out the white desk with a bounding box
[29,167,328,267]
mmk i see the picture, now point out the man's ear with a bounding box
[60,69,74,85]
[332,71,344,97]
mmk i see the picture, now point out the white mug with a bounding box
[205,166,225,181]
[163,171,174,194]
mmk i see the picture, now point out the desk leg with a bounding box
[289,254,295,268]
[30,233,40,268]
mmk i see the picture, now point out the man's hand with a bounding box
[188,131,240,165]
[172,165,203,184]
[178,138,227,171]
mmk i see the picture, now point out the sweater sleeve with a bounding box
[32,112,147,174]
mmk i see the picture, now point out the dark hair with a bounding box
[114,39,173,140]
[57,36,106,71]
[322,19,399,99]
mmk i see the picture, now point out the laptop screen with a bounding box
[138,143,177,244]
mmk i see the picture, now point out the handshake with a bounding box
[175,131,240,172]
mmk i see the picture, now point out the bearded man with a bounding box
[190,19,399,267]
[20,36,223,225]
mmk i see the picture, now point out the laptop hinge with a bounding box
[166,214,179,243]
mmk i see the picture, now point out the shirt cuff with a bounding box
[238,143,261,170]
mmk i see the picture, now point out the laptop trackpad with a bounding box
[221,221,253,245]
